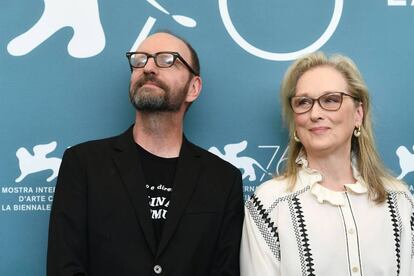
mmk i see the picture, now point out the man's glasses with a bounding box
[126,51,199,76]
[290,92,360,114]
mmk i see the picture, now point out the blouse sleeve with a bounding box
[400,187,414,276]
[240,197,280,276]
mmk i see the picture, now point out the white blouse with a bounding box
[240,158,414,276]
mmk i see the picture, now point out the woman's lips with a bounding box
[309,126,330,134]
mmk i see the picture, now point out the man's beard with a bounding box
[129,74,190,113]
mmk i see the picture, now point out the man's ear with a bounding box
[186,76,202,103]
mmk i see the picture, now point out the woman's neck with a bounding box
[307,150,356,191]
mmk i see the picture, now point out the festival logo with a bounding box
[209,140,288,199]
[15,141,62,183]
[129,0,197,52]
[1,142,61,213]
[396,145,414,180]
[7,0,105,58]
[7,0,196,58]
[387,0,414,6]
[209,140,271,182]
[218,0,343,61]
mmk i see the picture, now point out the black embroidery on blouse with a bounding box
[291,196,315,276]
[252,195,279,241]
[267,185,310,213]
[248,194,280,259]
[411,211,414,259]
[396,190,414,258]
[387,193,401,275]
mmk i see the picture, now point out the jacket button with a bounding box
[153,265,162,274]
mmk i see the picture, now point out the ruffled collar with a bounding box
[296,151,368,206]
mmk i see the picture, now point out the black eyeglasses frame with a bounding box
[125,51,199,76]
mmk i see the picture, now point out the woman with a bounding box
[240,52,414,276]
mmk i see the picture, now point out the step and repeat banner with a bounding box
[1,0,413,275]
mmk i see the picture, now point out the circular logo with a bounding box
[218,0,343,61]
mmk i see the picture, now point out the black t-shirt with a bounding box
[136,144,178,245]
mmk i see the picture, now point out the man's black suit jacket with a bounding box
[47,127,244,276]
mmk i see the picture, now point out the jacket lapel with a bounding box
[111,127,157,255]
[156,138,203,256]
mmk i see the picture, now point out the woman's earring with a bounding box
[353,125,361,138]
[294,131,301,143]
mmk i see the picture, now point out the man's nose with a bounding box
[143,57,159,74]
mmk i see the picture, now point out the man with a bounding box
[47,31,244,276]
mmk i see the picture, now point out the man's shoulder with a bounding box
[69,135,118,152]
[66,127,131,157]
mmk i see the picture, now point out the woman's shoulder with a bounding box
[382,177,411,193]
[255,175,289,193]
[248,176,299,208]
[383,177,414,206]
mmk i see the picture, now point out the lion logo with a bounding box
[209,140,271,181]
[7,0,105,58]
[15,141,62,183]
[396,145,414,180]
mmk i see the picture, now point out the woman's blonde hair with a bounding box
[280,51,393,203]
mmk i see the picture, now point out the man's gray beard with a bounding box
[129,81,189,113]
